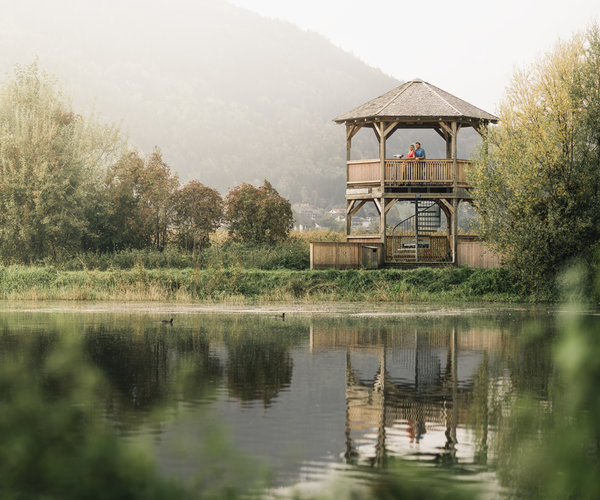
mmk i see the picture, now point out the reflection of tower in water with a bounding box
[310,326,488,467]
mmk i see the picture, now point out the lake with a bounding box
[0,302,593,498]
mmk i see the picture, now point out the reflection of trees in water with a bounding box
[226,338,293,406]
[83,325,222,422]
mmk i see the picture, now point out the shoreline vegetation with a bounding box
[0,229,525,303]
[0,264,523,303]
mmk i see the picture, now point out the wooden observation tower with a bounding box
[333,79,497,265]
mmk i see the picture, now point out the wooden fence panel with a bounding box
[310,242,383,269]
[457,240,500,268]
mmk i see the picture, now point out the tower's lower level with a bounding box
[345,159,473,264]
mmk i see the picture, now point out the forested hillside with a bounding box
[0,0,403,207]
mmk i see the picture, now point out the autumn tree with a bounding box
[470,26,600,293]
[173,181,223,252]
[0,63,124,262]
[224,180,293,243]
[101,149,180,251]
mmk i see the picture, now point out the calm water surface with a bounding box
[0,302,579,496]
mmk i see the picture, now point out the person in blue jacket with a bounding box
[414,142,426,160]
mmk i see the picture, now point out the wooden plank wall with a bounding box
[310,242,383,269]
[311,240,499,269]
[457,240,500,268]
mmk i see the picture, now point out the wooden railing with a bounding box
[347,159,471,186]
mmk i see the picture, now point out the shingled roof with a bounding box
[334,79,498,125]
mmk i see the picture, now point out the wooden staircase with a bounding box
[390,201,444,263]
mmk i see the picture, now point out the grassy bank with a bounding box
[0,265,525,302]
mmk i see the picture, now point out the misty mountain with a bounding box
[1,0,478,208]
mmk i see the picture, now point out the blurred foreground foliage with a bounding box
[493,269,600,499]
[0,334,186,499]
[0,330,266,499]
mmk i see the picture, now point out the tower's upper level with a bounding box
[334,79,498,195]
[334,78,497,127]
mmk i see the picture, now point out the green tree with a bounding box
[0,63,124,262]
[101,151,153,250]
[470,29,600,294]
[139,149,179,251]
[173,180,222,253]
[224,180,293,243]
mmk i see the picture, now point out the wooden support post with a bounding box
[414,200,419,262]
[451,121,458,189]
[346,125,361,190]
[452,198,458,264]
[378,121,387,250]
[379,121,386,191]
[379,198,386,243]
[346,125,352,183]
[345,125,353,162]
[345,199,355,238]
[438,123,452,160]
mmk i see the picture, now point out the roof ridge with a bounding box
[423,82,462,115]
[374,80,414,116]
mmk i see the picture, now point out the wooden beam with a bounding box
[373,123,382,139]
[433,127,446,140]
[349,199,367,217]
[473,122,487,139]
[383,121,399,138]
[346,199,356,215]
[439,121,453,137]
[346,124,360,141]
[384,198,397,214]
[373,198,382,215]
[440,198,454,215]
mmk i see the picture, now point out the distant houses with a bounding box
[292,203,376,232]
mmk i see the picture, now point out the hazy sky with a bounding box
[229,0,600,114]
